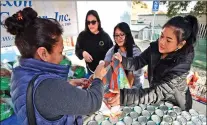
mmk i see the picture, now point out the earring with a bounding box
[175,48,179,51]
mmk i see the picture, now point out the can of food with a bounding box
[155,109,164,117]
[134,106,142,115]
[138,116,148,125]
[119,111,127,120]
[139,104,147,110]
[116,121,126,125]
[164,101,174,110]
[159,105,168,114]
[162,115,173,124]
[94,114,104,123]
[189,109,199,116]
[160,121,170,125]
[87,120,98,125]
[198,114,206,124]
[147,105,155,114]
[186,121,196,125]
[191,116,202,125]
[123,116,133,125]
[176,115,187,125]
[109,117,119,124]
[132,121,141,125]
[173,106,182,115]
[151,115,161,124]
[147,121,156,125]
[123,107,132,115]
[172,121,181,125]
[167,110,177,120]
[142,110,151,120]
[101,119,112,125]
[181,111,191,121]
[130,111,139,121]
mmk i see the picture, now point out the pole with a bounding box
[151,12,156,42]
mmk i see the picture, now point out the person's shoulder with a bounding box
[78,30,88,37]
[100,30,110,36]
[133,44,141,52]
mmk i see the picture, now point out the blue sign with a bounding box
[152,1,159,12]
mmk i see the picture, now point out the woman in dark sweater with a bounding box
[75,10,113,78]
[110,15,199,111]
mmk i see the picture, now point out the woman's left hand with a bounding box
[107,92,120,107]
[69,78,89,87]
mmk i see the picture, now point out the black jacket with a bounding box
[121,41,194,111]
[75,30,113,72]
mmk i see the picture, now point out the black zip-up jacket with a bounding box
[120,41,194,111]
[75,30,113,72]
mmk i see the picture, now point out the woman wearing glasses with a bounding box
[75,10,113,78]
[104,22,144,88]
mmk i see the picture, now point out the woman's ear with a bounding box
[36,47,49,61]
[178,40,186,49]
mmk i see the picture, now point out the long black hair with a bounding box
[4,7,63,58]
[84,10,102,32]
[163,15,199,54]
[113,22,136,58]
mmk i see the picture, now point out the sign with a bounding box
[152,1,159,12]
[1,1,79,48]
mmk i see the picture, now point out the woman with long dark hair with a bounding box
[104,22,144,88]
[110,15,199,111]
[75,10,113,78]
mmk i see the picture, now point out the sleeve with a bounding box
[75,32,84,60]
[34,78,104,118]
[120,59,192,110]
[122,46,150,71]
[104,47,114,62]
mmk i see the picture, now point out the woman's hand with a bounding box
[113,52,122,62]
[69,78,89,87]
[82,51,93,62]
[93,61,107,80]
[107,92,120,107]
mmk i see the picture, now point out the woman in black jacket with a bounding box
[109,15,199,111]
[75,10,113,78]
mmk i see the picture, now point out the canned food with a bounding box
[147,121,156,125]
[167,110,177,120]
[191,116,202,125]
[163,115,173,123]
[181,111,191,121]
[134,106,142,115]
[94,114,104,123]
[130,111,139,120]
[151,115,161,124]
[147,105,155,114]
[164,101,174,110]
[160,121,170,125]
[139,104,147,110]
[119,111,126,120]
[138,116,148,125]
[189,109,199,116]
[87,120,98,125]
[142,110,151,120]
[176,115,187,125]
[109,117,119,124]
[159,105,168,114]
[173,106,182,115]
[101,120,112,125]
[123,116,133,125]
[123,107,132,114]
[172,121,181,125]
[186,121,196,125]
[155,109,164,117]
[132,121,141,125]
[116,121,126,125]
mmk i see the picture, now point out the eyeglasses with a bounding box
[87,20,97,25]
[114,33,125,39]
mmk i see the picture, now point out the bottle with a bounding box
[138,116,147,125]
[155,109,164,117]
[147,121,156,125]
[151,115,161,124]
[134,106,142,115]
[123,116,133,125]
[147,105,155,114]
[142,110,151,120]
[176,115,187,125]
[181,111,191,121]
[162,115,173,124]
[167,110,177,120]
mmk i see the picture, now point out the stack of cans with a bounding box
[85,101,206,125]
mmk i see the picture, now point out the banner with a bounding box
[1,0,79,48]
